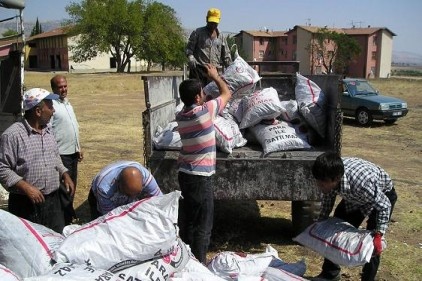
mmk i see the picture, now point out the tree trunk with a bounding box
[127,60,131,73]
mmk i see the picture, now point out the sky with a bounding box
[2,0,421,55]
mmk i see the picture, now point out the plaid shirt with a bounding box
[0,119,67,195]
[319,157,394,234]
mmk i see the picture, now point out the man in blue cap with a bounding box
[186,8,232,86]
[0,88,74,233]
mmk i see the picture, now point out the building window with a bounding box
[110,57,117,68]
[292,51,297,60]
[373,36,378,46]
[293,35,297,45]
[259,50,264,58]
[281,37,288,45]
[372,51,377,60]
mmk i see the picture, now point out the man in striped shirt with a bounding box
[0,88,74,233]
[88,160,163,218]
[176,63,231,264]
[311,151,397,281]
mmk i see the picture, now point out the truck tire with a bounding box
[291,200,321,236]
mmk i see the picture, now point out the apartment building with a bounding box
[234,25,396,78]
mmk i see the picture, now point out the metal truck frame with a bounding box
[142,61,342,234]
[0,0,25,207]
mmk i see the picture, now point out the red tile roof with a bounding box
[343,27,396,36]
[239,30,287,37]
[27,26,69,41]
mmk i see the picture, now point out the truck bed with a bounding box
[142,71,341,201]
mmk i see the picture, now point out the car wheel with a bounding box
[385,119,397,125]
[355,108,372,126]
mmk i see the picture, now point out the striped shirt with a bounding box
[176,97,223,176]
[51,98,81,155]
[91,161,162,215]
[0,120,67,195]
[319,157,394,234]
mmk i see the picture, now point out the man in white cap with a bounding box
[186,7,232,86]
[0,88,74,233]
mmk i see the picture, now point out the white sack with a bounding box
[251,121,311,155]
[0,264,22,281]
[0,210,64,278]
[299,103,326,138]
[203,54,261,98]
[110,238,190,280]
[295,73,327,138]
[0,184,9,201]
[263,267,309,281]
[294,73,325,106]
[54,191,181,270]
[23,263,118,281]
[170,271,226,281]
[240,87,283,129]
[215,115,247,153]
[153,122,182,150]
[207,251,273,279]
[227,98,243,123]
[293,217,374,267]
[279,100,300,123]
[170,252,226,281]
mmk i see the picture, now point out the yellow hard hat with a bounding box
[207,8,221,23]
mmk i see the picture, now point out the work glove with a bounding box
[188,55,198,69]
[373,232,383,256]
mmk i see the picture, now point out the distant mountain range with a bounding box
[2,20,422,66]
[392,51,422,66]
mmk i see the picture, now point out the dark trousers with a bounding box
[178,172,214,264]
[88,188,101,220]
[321,188,397,281]
[60,153,79,224]
[8,191,65,233]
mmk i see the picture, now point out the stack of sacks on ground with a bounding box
[1,191,311,280]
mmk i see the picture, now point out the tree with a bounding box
[138,2,185,71]
[30,18,43,36]
[1,29,18,37]
[65,0,144,73]
[308,27,361,75]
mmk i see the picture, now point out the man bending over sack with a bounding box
[310,151,397,281]
[88,160,163,219]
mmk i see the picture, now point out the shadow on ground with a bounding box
[75,198,296,254]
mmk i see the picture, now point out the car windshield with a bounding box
[345,80,377,95]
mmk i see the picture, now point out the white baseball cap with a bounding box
[23,88,59,110]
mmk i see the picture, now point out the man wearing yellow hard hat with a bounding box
[186,8,232,87]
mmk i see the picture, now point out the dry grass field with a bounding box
[24,71,422,280]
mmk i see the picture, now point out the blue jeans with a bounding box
[321,188,397,281]
[178,172,214,264]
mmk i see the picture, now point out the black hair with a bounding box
[312,151,344,181]
[179,79,202,107]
